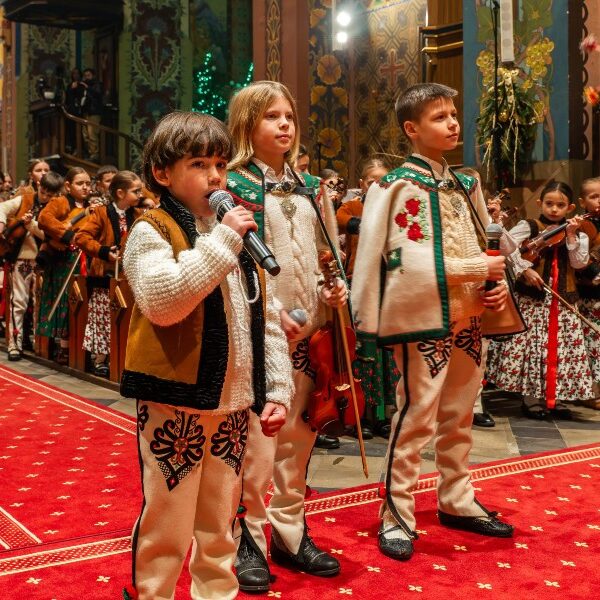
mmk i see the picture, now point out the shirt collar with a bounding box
[251,157,296,184]
[411,153,450,179]
[112,202,126,216]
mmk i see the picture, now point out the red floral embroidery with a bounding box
[395,212,408,228]
[394,197,428,243]
[405,198,421,216]
[407,222,424,242]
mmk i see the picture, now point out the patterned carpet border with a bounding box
[0,537,130,576]
[305,444,600,514]
[0,365,136,435]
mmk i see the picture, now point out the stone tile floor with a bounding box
[2,352,600,493]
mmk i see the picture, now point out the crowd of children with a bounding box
[2,79,600,599]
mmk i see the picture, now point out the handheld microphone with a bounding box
[208,190,281,276]
[485,223,503,291]
[288,308,307,326]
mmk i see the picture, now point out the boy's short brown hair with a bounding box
[142,112,232,196]
[39,171,64,194]
[395,83,458,135]
[581,176,600,196]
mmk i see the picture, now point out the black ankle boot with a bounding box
[270,527,340,576]
[236,529,270,593]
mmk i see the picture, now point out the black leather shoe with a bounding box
[438,510,514,538]
[378,528,414,561]
[522,403,549,420]
[550,406,573,420]
[352,425,373,440]
[236,531,270,593]
[473,412,495,427]
[314,434,340,450]
[270,529,340,576]
[375,421,391,439]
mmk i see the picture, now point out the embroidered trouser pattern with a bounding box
[382,318,486,534]
[8,259,36,352]
[236,339,317,557]
[132,401,248,600]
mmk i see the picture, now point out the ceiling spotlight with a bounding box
[336,31,349,45]
[336,11,352,27]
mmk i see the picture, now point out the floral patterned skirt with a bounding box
[487,293,594,402]
[579,298,600,383]
[37,252,80,339]
[83,287,111,355]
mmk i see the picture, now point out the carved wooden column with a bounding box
[422,0,463,164]
[67,275,88,371]
[109,277,133,383]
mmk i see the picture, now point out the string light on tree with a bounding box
[193,52,254,120]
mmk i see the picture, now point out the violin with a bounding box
[307,250,368,477]
[520,213,597,263]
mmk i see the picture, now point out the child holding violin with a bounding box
[352,83,514,563]
[37,166,92,364]
[227,81,345,592]
[487,180,595,419]
[74,170,143,377]
[574,176,600,409]
[0,171,62,360]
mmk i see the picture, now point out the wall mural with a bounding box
[351,0,426,179]
[129,0,185,165]
[308,0,350,178]
[308,0,426,181]
[265,0,282,81]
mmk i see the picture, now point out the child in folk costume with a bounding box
[89,164,118,206]
[337,158,398,440]
[0,172,62,360]
[119,112,292,600]
[488,181,594,419]
[352,83,514,562]
[74,171,142,377]
[575,177,600,409]
[37,167,91,364]
[11,158,50,198]
[227,81,347,593]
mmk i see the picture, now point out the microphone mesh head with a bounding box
[208,190,233,213]
[486,223,503,240]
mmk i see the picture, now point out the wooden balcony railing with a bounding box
[30,100,142,171]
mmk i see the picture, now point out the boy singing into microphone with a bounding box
[120,111,292,600]
[352,83,514,562]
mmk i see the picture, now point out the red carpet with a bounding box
[1,364,599,599]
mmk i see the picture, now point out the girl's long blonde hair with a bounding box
[227,81,300,170]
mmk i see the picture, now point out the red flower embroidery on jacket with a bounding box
[395,212,408,228]
[405,198,421,216]
[407,222,424,241]
[394,197,429,244]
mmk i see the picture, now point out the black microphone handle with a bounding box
[213,196,281,276]
[242,230,281,276]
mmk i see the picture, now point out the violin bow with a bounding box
[335,303,369,478]
[47,250,83,321]
[541,282,600,337]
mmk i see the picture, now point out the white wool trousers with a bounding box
[236,338,317,557]
[7,259,36,352]
[382,317,487,534]
[132,400,249,600]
